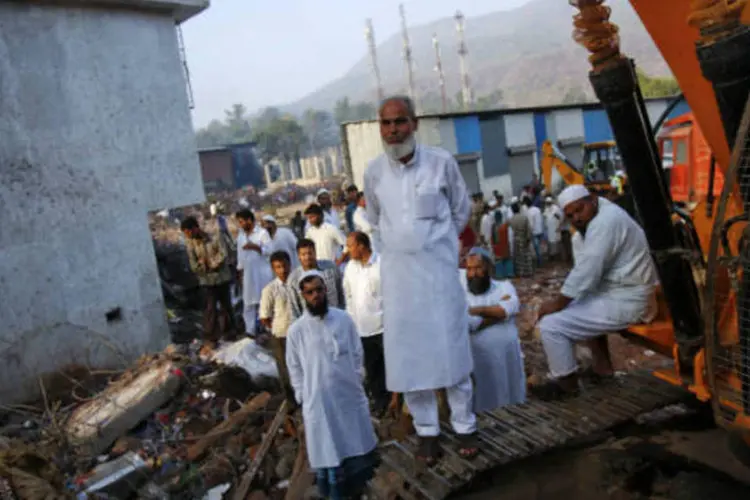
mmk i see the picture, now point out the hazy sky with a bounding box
[182,0,532,127]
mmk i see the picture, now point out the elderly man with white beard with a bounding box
[363,95,477,465]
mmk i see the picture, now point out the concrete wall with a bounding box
[0,1,205,402]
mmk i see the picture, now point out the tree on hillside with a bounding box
[334,98,377,123]
[561,86,588,104]
[224,103,253,143]
[251,111,307,164]
[637,70,680,98]
[302,109,339,151]
[474,89,504,111]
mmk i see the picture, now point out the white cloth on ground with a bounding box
[343,253,383,338]
[285,308,377,469]
[364,144,474,393]
[539,197,659,378]
[404,376,476,437]
[462,275,526,412]
[306,222,346,262]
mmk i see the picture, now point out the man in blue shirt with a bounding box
[344,184,359,233]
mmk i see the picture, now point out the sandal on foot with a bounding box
[457,433,480,459]
[416,436,440,466]
[529,381,580,402]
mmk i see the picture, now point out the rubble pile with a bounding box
[512,264,672,382]
[0,342,303,500]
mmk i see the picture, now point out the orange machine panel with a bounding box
[629,0,731,175]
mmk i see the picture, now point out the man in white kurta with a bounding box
[304,188,342,235]
[236,210,274,336]
[462,248,526,412]
[534,185,658,400]
[262,215,300,269]
[543,197,563,260]
[305,203,347,262]
[364,95,477,462]
[286,270,378,498]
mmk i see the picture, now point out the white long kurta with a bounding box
[364,145,473,393]
[462,274,526,412]
[353,206,378,253]
[268,227,300,269]
[539,198,659,378]
[285,308,377,469]
[544,205,562,243]
[237,226,273,306]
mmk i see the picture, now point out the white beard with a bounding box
[382,134,416,162]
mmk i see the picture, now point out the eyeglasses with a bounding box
[380,118,410,127]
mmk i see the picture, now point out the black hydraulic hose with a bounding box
[653,93,685,136]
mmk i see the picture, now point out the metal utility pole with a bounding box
[175,23,194,109]
[432,33,448,113]
[364,19,384,103]
[399,3,418,107]
[455,11,473,110]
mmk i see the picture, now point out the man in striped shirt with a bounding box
[288,238,344,315]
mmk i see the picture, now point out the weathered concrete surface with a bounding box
[0,2,205,402]
[21,0,209,23]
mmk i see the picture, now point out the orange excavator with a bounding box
[564,0,750,460]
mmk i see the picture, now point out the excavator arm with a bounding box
[540,140,585,192]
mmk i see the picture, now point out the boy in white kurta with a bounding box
[286,270,379,498]
[462,248,526,412]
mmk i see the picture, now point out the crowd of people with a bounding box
[179,95,660,499]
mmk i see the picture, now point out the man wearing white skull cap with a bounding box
[532,185,659,400]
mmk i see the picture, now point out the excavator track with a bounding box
[368,372,688,499]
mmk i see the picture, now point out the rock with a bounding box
[275,454,294,480]
[111,436,142,456]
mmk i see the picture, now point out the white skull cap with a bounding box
[558,185,591,209]
[297,269,324,290]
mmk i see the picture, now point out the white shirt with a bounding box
[305,222,346,262]
[563,198,658,305]
[286,308,377,468]
[304,208,341,235]
[268,227,299,269]
[343,253,383,338]
[527,205,544,236]
[480,212,494,244]
[236,226,273,306]
[353,205,378,252]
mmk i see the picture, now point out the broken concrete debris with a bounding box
[0,343,303,499]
